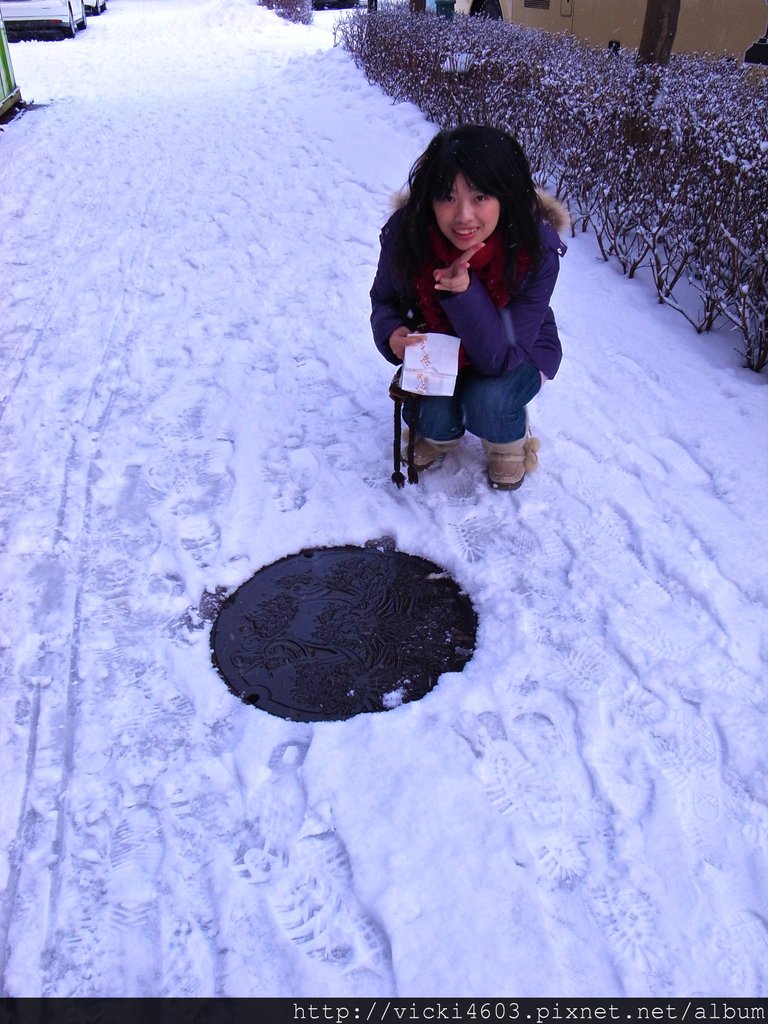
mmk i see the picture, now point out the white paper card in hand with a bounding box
[400,333,461,397]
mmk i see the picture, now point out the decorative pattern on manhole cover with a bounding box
[210,544,477,721]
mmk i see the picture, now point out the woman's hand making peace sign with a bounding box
[433,241,485,294]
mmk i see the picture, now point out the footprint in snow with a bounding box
[651,704,724,869]
[454,704,629,993]
[236,740,396,995]
[704,908,768,993]
[453,705,588,886]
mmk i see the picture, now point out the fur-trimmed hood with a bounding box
[536,188,571,235]
[390,187,570,236]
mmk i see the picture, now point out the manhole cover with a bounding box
[210,544,477,721]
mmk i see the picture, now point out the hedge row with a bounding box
[335,6,768,371]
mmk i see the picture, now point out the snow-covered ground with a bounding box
[1,0,767,998]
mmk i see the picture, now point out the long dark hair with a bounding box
[393,124,542,295]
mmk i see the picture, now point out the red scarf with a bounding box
[413,225,530,367]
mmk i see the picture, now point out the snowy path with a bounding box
[1,0,767,997]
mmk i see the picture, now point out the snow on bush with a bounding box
[337,7,768,371]
[261,0,312,25]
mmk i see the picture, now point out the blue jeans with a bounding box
[404,362,542,444]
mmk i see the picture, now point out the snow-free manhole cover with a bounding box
[210,544,476,721]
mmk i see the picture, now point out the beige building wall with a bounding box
[497,0,768,60]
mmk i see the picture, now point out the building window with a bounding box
[524,0,551,8]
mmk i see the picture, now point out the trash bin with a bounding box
[435,0,455,18]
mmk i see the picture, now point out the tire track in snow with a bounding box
[41,133,181,987]
[0,684,42,996]
[0,119,181,991]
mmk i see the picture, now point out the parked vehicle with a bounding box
[312,0,358,9]
[84,0,105,15]
[0,0,87,38]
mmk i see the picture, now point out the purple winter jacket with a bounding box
[370,206,567,381]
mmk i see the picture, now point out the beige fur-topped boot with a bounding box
[402,433,461,471]
[482,427,541,490]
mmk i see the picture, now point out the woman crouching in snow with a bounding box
[370,124,569,490]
